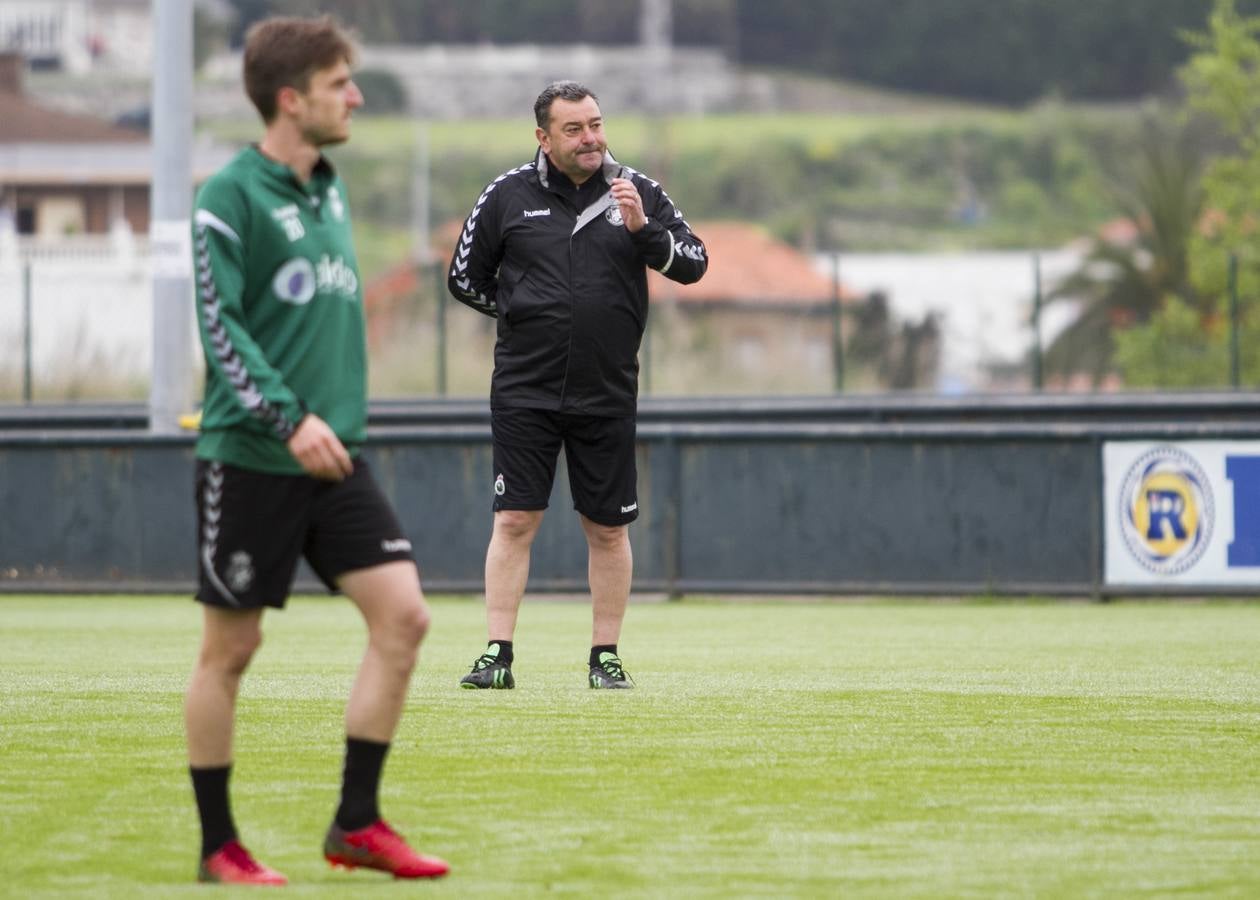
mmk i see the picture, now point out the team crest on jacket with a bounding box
[605,203,624,227]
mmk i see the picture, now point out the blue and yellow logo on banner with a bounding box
[1118,445,1214,575]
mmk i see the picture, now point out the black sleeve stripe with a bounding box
[450,161,534,316]
[195,223,298,441]
[624,168,707,268]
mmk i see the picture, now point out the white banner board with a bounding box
[1104,441,1260,586]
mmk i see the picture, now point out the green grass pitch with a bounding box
[1,595,1258,898]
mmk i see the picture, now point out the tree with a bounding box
[220,0,1260,103]
[1113,296,1231,388]
[1182,0,1260,307]
[1113,0,1260,387]
[1043,120,1204,385]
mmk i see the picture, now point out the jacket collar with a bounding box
[535,147,624,191]
[249,144,336,193]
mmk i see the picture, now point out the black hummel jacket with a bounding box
[448,149,707,416]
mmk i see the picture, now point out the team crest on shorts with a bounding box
[1117,445,1214,575]
[494,473,506,496]
[605,203,624,227]
[226,551,255,593]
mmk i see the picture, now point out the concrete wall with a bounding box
[6,395,1260,596]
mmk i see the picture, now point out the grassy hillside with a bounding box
[204,100,1147,269]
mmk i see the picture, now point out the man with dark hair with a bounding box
[448,80,708,691]
[185,15,448,885]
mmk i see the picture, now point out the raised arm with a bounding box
[627,174,708,286]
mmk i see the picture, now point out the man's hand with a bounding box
[610,178,647,233]
[287,413,353,481]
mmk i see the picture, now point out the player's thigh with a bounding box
[194,459,311,609]
[304,458,417,590]
[491,406,563,512]
[339,559,429,642]
[562,414,638,526]
[197,603,266,668]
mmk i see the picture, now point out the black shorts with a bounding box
[491,407,638,527]
[194,458,416,610]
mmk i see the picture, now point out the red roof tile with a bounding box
[648,221,857,305]
[430,217,858,306]
[0,91,145,144]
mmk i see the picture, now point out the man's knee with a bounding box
[393,595,431,647]
[200,623,263,676]
[368,599,426,676]
[583,519,629,552]
[494,509,544,543]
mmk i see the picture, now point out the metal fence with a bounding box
[0,238,155,400]
[2,246,1253,403]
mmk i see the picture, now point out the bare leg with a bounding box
[483,509,544,640]
[186,606,278,873]
[580,515,632,646]
[339,560,431,741]
[186,606,265,767]
[329,561,449,878]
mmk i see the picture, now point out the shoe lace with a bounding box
[471,653,501,671]
[598,656,627,679]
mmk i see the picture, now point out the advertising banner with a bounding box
[1104,441,1260,586]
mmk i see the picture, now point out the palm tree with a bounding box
[1044,123,1204,386]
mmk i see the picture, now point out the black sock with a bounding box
[190,765,237,859]
[590,644,618,667]
[335,737,390,831]
[487,640,514,665]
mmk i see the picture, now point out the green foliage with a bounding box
[352,67,409,114]
[282,108,1143,253]
[192,7,229,72]
[4,595,1260,897]
[1183,0,1260,308]
[743,0,1260,104]
[1043,118,1204,384]
[1113,295,1230,387]
[1113,285,1260,389]
[224,0,1260,102]
[1109,0,1260,389]
[1181,0,1260,137]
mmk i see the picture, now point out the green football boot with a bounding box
[460,644,514,689]
[589,651,634,689]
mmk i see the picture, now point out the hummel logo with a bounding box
[271,204,305,241]
[381,538,412,553]
[621,503,638,513]
[523,208,551,218]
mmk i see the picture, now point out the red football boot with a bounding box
[324,820,449,879]
[197,839,288,885]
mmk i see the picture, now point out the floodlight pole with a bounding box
[640,0,672,397]
[640,0,672,170]
[148,0,195,434]
[640,0,672,50]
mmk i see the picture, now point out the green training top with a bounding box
[192,146,366,474]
